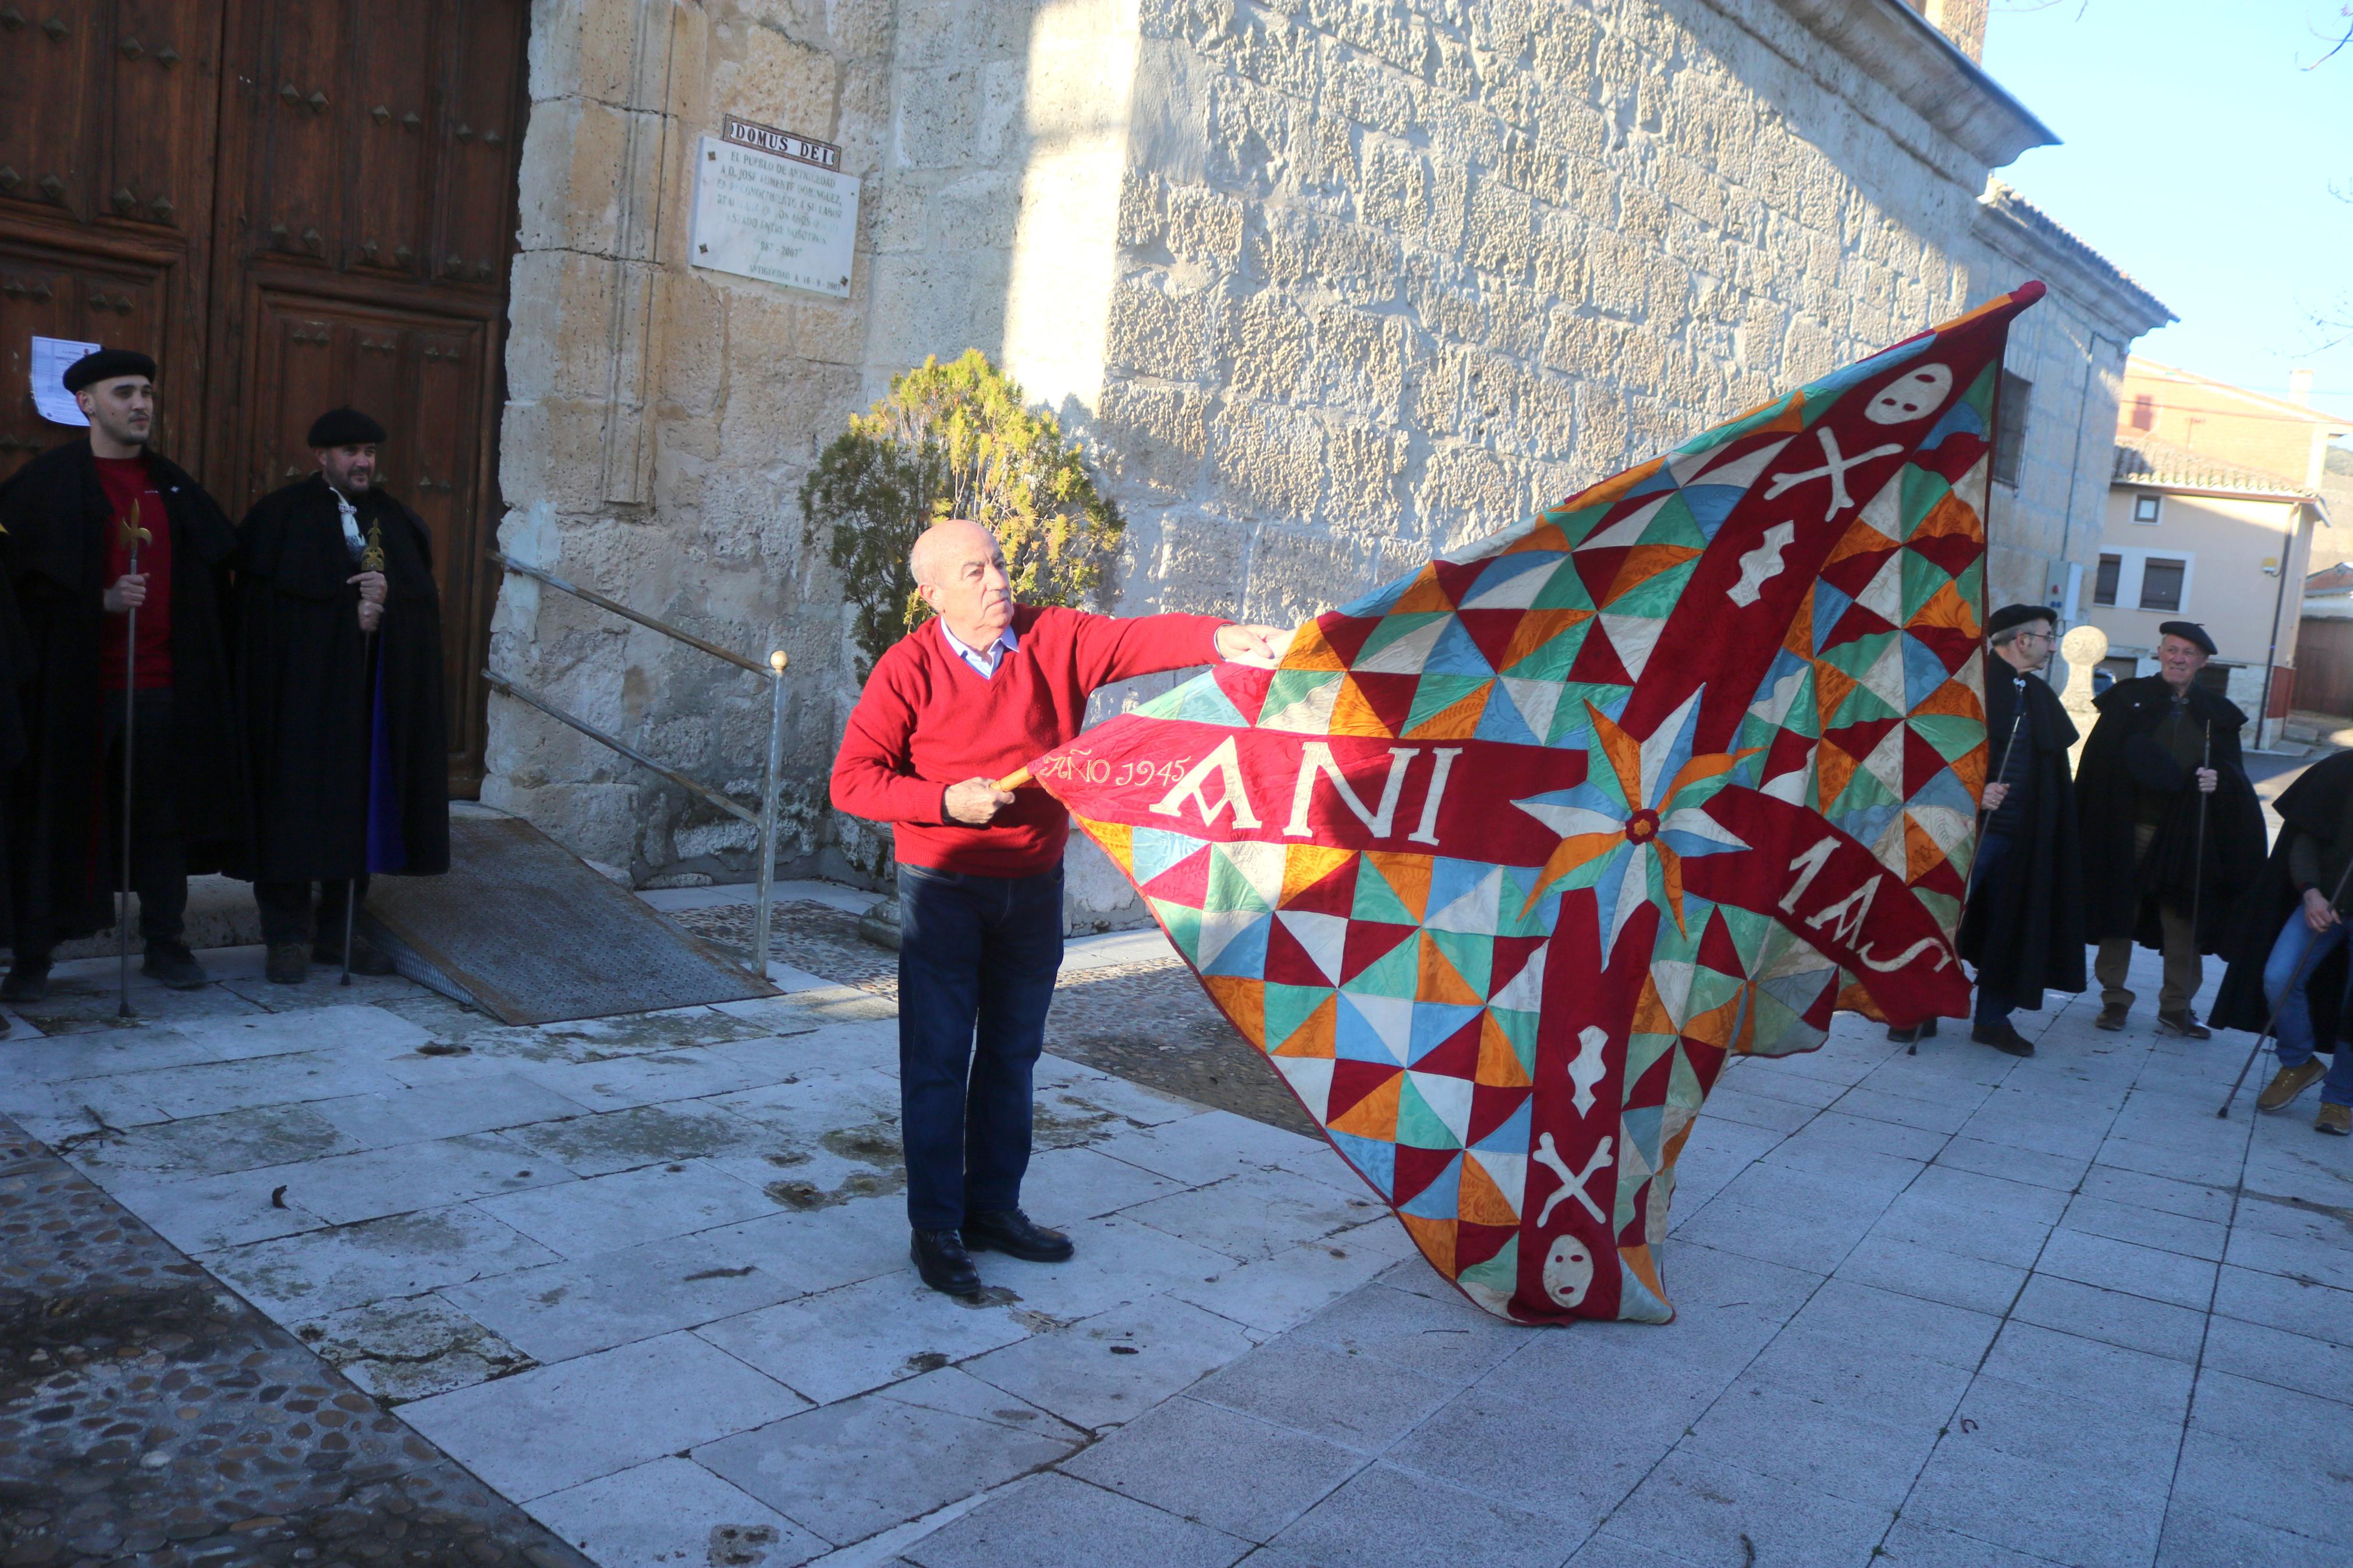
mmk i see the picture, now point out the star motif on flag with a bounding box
[1510,692,1758,954]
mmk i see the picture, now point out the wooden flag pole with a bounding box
[343,520,388,987]
[996,766,1032,792]
[115,499,152,1020]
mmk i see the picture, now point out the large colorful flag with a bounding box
[1025,284,2044,1323]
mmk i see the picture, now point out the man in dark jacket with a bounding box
[1947,605,2085,1057]
[2074,621,2265,1037]
[0,349,246,1002]
[235,408,448,984]
[2212,751,2353,1135]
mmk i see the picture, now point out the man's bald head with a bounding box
[911,518,1014,648]
[910,518,1001,588]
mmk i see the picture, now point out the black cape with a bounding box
[1957,669,2085,1009]
[2073,674,2266,952]
[2210,751,2353,1042]
[0,439,247,943]
[233,475,448,883]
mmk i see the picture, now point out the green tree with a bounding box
[799,350,1126,677]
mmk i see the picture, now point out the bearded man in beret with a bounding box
[2075,621,2266,1037]
[0,349,246,1001]
[233,408,448,985]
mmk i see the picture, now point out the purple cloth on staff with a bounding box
[367,657,406,873]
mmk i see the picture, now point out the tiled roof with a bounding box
[1981,181,2174,326]
[2112,431,2317,500]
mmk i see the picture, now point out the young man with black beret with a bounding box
[233,408,448,985]
[2073,621,2266,1037]
[0,349,247,1001]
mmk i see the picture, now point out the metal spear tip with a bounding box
[768,650,788,672]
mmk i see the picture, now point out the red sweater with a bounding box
[831,606,1226,876]
[95,456,173,691]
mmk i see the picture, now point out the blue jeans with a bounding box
[2263,910,2353,1108]
[896,863,1064,1230]
[1969,829,2016,1028]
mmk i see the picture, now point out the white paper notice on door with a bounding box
[31,336,101,426]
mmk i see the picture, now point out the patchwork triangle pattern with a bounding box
[1032,286,2044,1323]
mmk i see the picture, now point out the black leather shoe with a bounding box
[1,959,49,1005]
[315,941,396,976]
[2156,1009,2211,1040]
[1971,1022,2034,1057]
[265,943,309,986]
[961,1208,1075,1263]
[911,1229,982,1297]
[142,944,208,990]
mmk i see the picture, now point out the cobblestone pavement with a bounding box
[0,1117,591,1568]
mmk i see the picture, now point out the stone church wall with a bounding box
[488,0,2152,915]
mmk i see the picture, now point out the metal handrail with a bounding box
[489,552,769,674]
[479,672,757,826]
[485,553,789,982]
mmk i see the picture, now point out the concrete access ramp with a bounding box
[360,812,777,1025]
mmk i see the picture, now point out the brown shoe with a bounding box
[265,942,309,986]
[2155,1009,2211,1040]
[2094,1004,2129,1032]
[2258,1060,2329,1112]
[2319,1103,2351,1136]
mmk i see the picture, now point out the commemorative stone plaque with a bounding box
[690,116,859,297]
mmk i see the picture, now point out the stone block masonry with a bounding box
[488,1,2161,909]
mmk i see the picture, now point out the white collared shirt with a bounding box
[938,618,1019,679]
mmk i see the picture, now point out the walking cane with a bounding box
[2219,851,2353,1118]
[342,521,386,988]
[115,500,151,1020]
[2189,720,2212,948]
[1924,695,2027,1055]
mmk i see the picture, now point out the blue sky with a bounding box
[1979,0,2353,413]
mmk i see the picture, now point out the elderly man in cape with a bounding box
[234,407,449,984]
[0,349,246,1003]
[831,518,1287,1297]
[1942,604,2086,1057]
[2074,621,2265,1037]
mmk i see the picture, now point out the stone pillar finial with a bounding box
[2058,623,2108,773]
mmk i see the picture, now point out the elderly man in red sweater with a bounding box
[832,518,1285,1296]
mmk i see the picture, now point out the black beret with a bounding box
[1986,603,2057,638]
[62,348,155,393]
[2157,620,2217,656]
[307,407,388,448]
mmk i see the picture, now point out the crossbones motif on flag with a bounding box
[1021,284,2044,1322]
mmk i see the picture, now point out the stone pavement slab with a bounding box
[12,917,2353,1566]
[988,944,2353,1568]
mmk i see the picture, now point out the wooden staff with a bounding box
[1959,696,2027,901]
[115,499,151,1020]
[995,766,1032,792]
[2189,719,2212,950]
[343,520,386,987]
